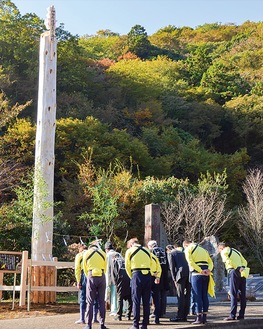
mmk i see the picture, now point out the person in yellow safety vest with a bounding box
[83,241,107,329]
[183,239,214,325]
[74,243,88,324]
[218,242,248,321]
[125,237,153,329]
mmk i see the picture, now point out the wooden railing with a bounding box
[0,251,77,307]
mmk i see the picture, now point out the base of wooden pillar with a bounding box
[30,266,56,303]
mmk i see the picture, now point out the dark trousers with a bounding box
[131,271,151,329]
[175,276,191,319]
[93,295,99,321]
[116,291,132,319]
[79,271,87,322]
[191,274,209,314]
[159,289,167,316]
[151,277,160,322]
[86,273,106,327]
[229,269,246,318]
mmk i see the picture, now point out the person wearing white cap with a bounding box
[105,240,117,315]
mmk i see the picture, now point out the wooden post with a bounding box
[31,6,57,303]
[32,266,40,303]
[27,260,32,311]
[50,257,58,303]
[32,6,57,262]
[39,266,45,303]
[0,272,3,300]
[19,250,28,306]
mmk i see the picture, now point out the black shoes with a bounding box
[224,315,244,321]
[100,325,108,329]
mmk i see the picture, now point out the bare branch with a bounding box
[161,182,231,244]
[238,169,263,266]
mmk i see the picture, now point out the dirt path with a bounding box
[0,301,263,329]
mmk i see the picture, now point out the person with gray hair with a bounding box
[104,241,117,316]
[147,240,169,318]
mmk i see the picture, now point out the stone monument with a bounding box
[200,235,226,294]
[144,204,168,248]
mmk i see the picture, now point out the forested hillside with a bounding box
[0,1,262,270]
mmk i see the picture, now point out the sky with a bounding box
[12,0,263,37]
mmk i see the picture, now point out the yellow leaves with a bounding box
[0,91,32,129]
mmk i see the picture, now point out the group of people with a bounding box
[166,240,248,324]
[74,237,249,329]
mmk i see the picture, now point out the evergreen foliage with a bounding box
[0,1,262,269]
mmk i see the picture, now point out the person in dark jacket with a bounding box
[148,240,169,317]
[167,246,191,322]
[111,252,132,321]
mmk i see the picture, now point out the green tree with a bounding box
[0,91,31,130]
[223,95,263,166]
[0,0,44,107]
[185,43,215,85]
[0,173,33,251]
[127,24,151,59]
[0,118,35,164]
[78,159,142,247]
[79,31,121,60]
[57,34,89,94]
[149,25,181,52]
[201,60,250,104]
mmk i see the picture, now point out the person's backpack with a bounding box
[114,254,126,271]
[112,253,126,280]
[152,246,167,265]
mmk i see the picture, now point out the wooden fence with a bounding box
[0,250,77,307]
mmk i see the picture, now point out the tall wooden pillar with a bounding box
[31,6,57,303]
[31,265,56,303]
